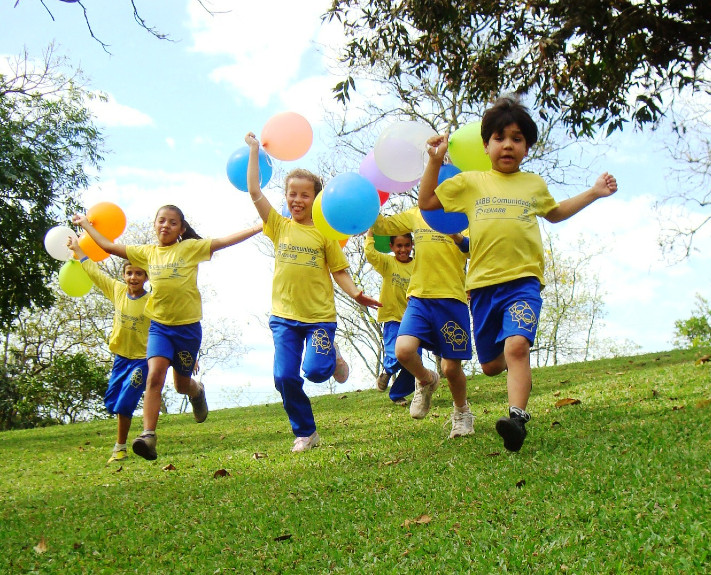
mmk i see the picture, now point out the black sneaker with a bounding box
[495,416,527,452]
[132,433,157,460]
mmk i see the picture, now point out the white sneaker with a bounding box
[410,370,440,419]
[292,431,320,453]
[449,404,475,438]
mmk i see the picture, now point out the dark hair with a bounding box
[122,260,147,276]
[285,169,323,196]
[155,205,202,241]
[390,233,413,245]
[481,97,538,147]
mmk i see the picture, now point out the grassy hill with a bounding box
[1,349,709,574]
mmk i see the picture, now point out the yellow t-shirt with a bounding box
[371,207,468,304]
[126,238,212,325]
[364,236,414,323]
[264,208,350,323]
[81,259,149,360]
[435,170,558,290]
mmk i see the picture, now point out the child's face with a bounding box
[390,235,413,263]
[285,177,316,224]
[484,123,529,174]
[123,265,147,296]
[154,208,185,245]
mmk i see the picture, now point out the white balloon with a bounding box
[44,226,78,261]
[374,121,437,182]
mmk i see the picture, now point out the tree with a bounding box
[325,0,711,136]
[673,294,711,349]
[0,46,103,332]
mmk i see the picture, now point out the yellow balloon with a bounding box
[448,121,492,172]
[312,193,349,241]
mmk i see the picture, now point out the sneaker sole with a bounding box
[132,440,157,461]
[495,418,526,452]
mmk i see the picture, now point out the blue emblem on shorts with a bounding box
[440,320,468,352]
[509,301,537,332]
[311,328,333,355]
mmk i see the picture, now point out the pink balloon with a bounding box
[261,112,313,161]
[359,151,419,194]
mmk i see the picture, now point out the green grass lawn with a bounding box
[2,349,710,574]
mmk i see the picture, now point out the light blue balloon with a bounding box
[437,163,461,185]
[226,146,273,192]
[321,173,380,235]
[281,202,291,218]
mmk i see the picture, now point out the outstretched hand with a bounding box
[72,214,90,229]
[593,172,618,198]
[354,291,382,309]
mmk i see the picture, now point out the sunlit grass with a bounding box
[1,349,709,573]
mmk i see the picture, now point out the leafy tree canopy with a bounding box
[0,47,104,332]
[326,0,711,136]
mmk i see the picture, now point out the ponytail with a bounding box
[156,204,202,241]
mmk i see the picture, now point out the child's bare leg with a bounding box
[395,335,431,382]
[480,354,507,377]
[143,356,170,431]
[117,414,132,445]
[441,358,467,407]
[173,371,201,397]
[504,335,532,410]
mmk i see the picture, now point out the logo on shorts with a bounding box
[311,328,333,355]
[509,301,537,332]
[440,320,468,352]
[130,368,144,389]
[177,350,194,371]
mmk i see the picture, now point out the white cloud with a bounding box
[88,92,153,127]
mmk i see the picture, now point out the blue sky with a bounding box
[2,1,710,407]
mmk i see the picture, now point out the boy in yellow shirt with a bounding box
[69,237,149,463]
[419,96,617,452]
[372,208,474,438]
[364,229,417,406]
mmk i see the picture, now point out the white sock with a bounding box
[114,443,127,451]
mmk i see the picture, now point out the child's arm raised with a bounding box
[545,172,618,223]
[72,214,128,259]
[331,269,382,309]
[418,134,448,211]
[245,132,274,223]
[210,222,263,254]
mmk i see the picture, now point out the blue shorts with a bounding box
[146,320,202,377]
[105,355,148,418]
[469,276,542,364]
[399,296,472,360]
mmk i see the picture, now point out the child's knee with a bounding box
[505,336,531,362]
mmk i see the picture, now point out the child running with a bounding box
[69,237,149,463]
[244,131,381,452]
[73,206,262,460]
[419,96,618,452]
[364,229,417,406]
[371,207,474,438]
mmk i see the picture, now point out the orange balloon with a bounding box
[87,202,126,240]
[261,112,313,161]
[338,238,348,248]
[78,232,110,262]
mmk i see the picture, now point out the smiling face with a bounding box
[123,264,148,296]
[285,177,316,224]
[154,207,185,246]
[390,235,413,263]
[484,122,530,174]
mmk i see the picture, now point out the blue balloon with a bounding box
[280,202,291,217]
[421,208,468,234]
[321,173,380,235]
[437,163,461,185]
[226,146,273,192]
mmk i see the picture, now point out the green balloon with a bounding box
[374,235,391,254]
[58,260,93,297]
[448,121,492,172]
